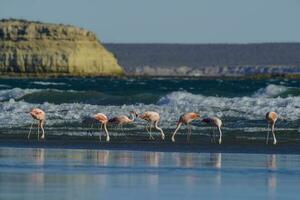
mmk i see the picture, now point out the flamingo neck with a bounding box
[129,113,135,122]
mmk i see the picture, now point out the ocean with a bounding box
[0,77,299,199]
[1,147,300,199]
[0,77,299,141]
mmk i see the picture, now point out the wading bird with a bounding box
[93,113,110,142]
[28,108,45,140]
[266,111,278,145]
[137,111,165,140]
[202,117,223,144]
[171,112,200,142]
[109,111,137,133]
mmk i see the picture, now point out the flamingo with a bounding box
[93,113,110,142]
[266,111,278,145]
[108,111,137,133]
[28,108,45,140]
[137,111,165,140]
[202,117,223,144]
[171,112,200,142]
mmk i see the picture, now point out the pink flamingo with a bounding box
[137,111,165,140]
[93,113,110,142]
[171,112,200,142]
[266,111,278,145]
[109,111,137,133]
[28,108,45,140]
[202,117,223,144]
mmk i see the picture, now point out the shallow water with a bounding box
[0,78,299,141]
[0,147,299,199]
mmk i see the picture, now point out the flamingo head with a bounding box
[195,113,201,119]
[29,111,34,117]
[29,109,38,118]
[129,111,138,117]
[93,114,101,121]
[202,118,211,124]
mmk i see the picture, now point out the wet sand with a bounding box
[1,133,300,154]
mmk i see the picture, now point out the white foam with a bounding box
[0,88,41,101]
[32,81,67,86]
[157,91,300,121]
[0,85,298,136]
[0,84,11,88]
[252,84,288,98]
[0,88,83,102]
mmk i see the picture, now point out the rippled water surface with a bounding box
[0,147,299,199]
[0,78,299,141]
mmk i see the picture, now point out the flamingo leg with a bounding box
[171,122,182,142]
[37,122,40,141]
[103,123,110,142]
[88,121,94,136]
[27,121,34,140]
[266,123,270,144]
[154,121,165,140]
[272,123,277,145]
[99,123,102,142]
[121,124,125,135]
[120,124,129,141]
[187,124,192,143]
[218,126,222,144]
[40,121,45,140]
[211,127,216,143]
[146,122,154,140]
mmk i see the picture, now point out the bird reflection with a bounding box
[267,154,277,191]
[144,152,161,186]
[145,152,160,166]
[210,153,222,169]
[173,153,196,168]
[96,150,110,166]
[29,148,45,189]
[115,151,134,166]
[33,148,45,165]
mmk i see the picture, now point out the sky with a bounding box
[0,0,299,43]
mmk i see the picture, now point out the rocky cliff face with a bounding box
[0,19,124,76]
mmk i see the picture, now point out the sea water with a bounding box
[0,78,299,141]
[0,78,300,199]
[0,147,300,199]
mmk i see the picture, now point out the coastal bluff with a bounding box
[0,19,124,76]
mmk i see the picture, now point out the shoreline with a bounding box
[0,73,299,79]
[1,136,300,154]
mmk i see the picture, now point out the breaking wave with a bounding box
[0,83,299,137]
[157,91,300,121]
[32,81,68,86]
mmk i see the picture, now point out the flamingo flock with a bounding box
[28,108,279,145]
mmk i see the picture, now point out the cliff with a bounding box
[0,19,124,76]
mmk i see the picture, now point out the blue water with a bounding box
[0,78,299,199]
[0,77,298,141]
[0,147,299,199]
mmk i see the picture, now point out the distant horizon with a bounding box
[103,42,300,45]
[1,0,300,44]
